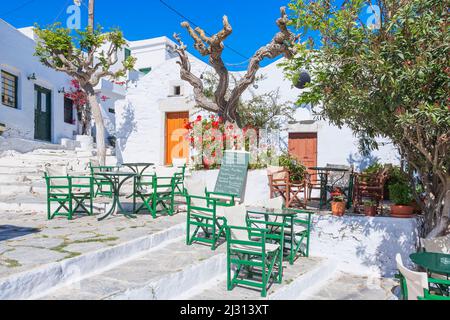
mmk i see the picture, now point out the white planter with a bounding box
[75,135,94,151]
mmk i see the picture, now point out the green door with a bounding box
[34,85,52,142]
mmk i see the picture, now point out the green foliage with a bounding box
[284,0,449,152]
[389,182,414,206]
[202,71,295,130]
[278,152,307,182]
[363,200,376,207]
[387,166,409,186]
[34,23,135,82]
[362,162,384,176]
[332,195,345,202]
[284,0,450,234]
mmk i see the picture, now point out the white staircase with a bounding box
[0,139,116,212]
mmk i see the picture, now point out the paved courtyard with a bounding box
[0,207,186,279]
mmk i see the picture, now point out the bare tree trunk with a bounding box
[88,0,95,30]
[427,189,450,238]
[84,85,106,165]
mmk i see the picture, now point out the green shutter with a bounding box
[139,67,152,75]
[124,48,131,61]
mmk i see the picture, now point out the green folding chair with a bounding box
[89,160,117,198]
[44,165,93,220]
[253,197,313,264]
[133,173,155,216]
[151,166,178,218]
[223,204,285,298]
[185,179,228,250]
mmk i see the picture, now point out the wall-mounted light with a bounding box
[58,87,66,94]
[27,73,37,81]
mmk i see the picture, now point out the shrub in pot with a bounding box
[389,182,414,217]
[363,200,377,217]
[331,196,346,217]
[278,152,307,182]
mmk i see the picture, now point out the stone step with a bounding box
[39,238,227,300]
[39,237,336,301]
[0,174,30,183]
[184,256,336,300]
[0,164,41,175]
[297,271,398,300]
[0,223,186,300]
[0,183,33,196]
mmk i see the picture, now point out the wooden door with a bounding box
[34,85,52,142]
[288,132,318,178]
[165,112,189,165]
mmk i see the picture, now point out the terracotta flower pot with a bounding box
[364,206,377,217]
[331,201,346,217]
[390,205,415,218]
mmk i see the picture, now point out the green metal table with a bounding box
[247,206,313,265]
[410,252,450,278]
[122,163,154,177]
[97,172,137,221]
[308,166,354,210]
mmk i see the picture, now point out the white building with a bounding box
[0,19,129,145]
[115,36,400,170]
[0,15,399,169]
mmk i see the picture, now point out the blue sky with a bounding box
[0,0,297,70]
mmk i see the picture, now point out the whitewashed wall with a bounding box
[0,19,76,143]
[129,37,179,72]
[115,53,210,165]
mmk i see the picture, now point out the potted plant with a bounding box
[0,123,6,136]
[331,195,346,217]
[279,152,306,183]
[330,186,344,198]
[389,182,415,218]
[363,200,377,217]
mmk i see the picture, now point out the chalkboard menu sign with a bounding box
[214,150,250,202]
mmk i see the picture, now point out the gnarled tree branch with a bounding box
[174,6,298,127]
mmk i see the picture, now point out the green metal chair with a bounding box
[185,179,228,250]
[89,160,117,198]
[223,204,284,298]
[254,196,313,264]
[44,165,93,220]
[396,254,450,300]
[171,158,187,197]
[133,172,155,216]
[151,166,178,218]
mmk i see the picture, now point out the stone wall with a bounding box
[311,215,421,277]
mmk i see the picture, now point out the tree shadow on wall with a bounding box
[347,152,380,172]
[116,102,137,164]
[351,216,423,277]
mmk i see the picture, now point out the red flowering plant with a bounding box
[64,80,110,135]
[185,115,226,169]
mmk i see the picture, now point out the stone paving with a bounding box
[40,240,226,300]
[0,207,186,279]
[300,272,399,300]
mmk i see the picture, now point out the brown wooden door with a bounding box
[288,132,318,178]
[165,112,189,165]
